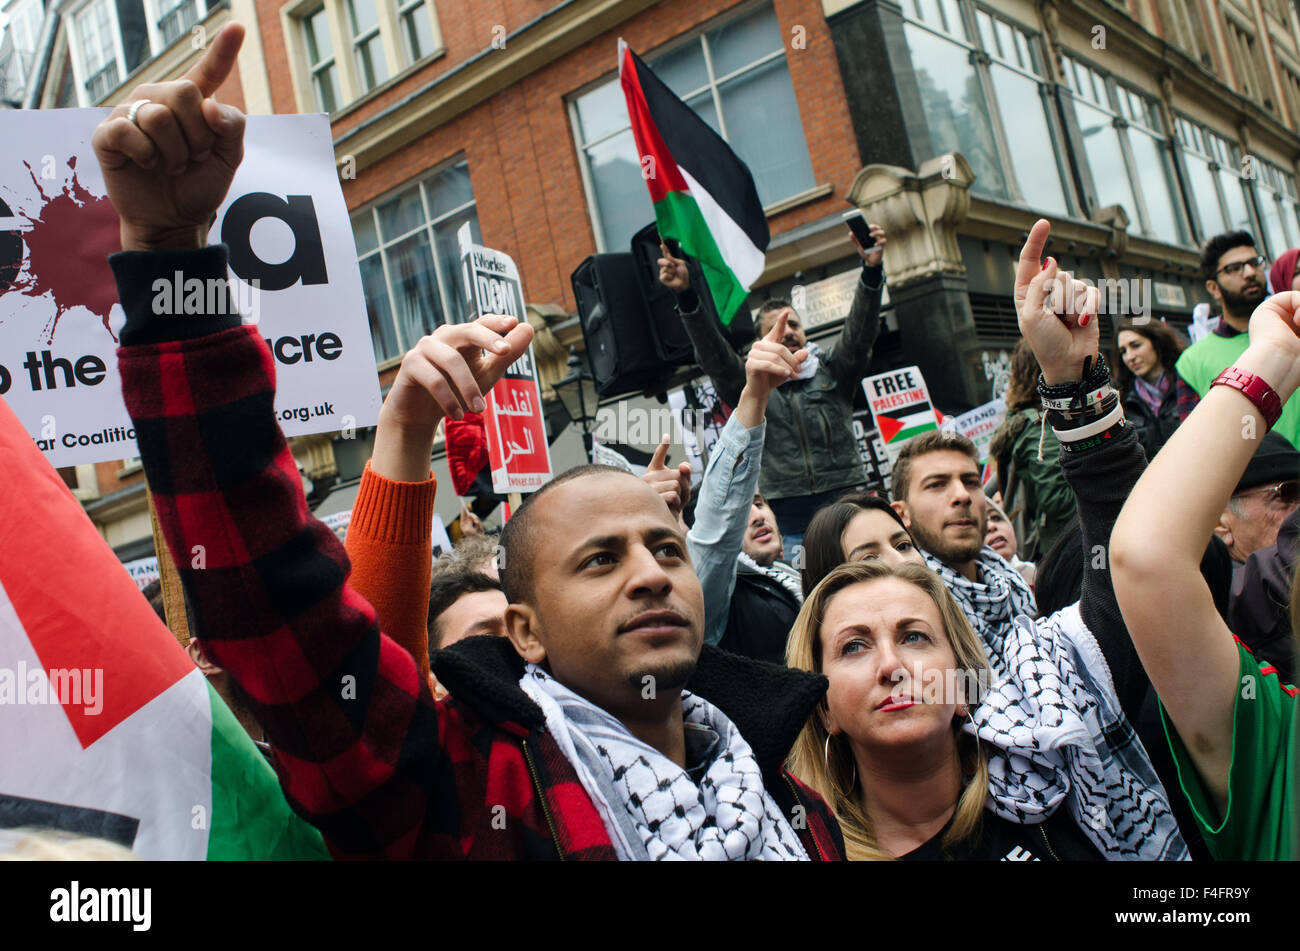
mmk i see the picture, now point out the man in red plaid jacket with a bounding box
[93,25,843,861]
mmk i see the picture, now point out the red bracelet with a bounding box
[1211,367,1283,429]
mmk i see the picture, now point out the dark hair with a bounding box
[754,298,795,338]
[890,430,980,503]
[427,571,504,649]
[141,579,165,622]
[1004,338,1041,413]
[1114,320,1188,395]
[499,464,635,604]
[801,492,913,596]
[1201,230,1258,282]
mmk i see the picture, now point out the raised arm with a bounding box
[659,246,746,407]
[1011,220,1149,720]
[675,313,805,643]
[345,321,534,686]
[95,34,532,857]
[1112,290,1300,818]
[824,224,886,400]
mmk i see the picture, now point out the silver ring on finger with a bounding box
[126,99,152,129]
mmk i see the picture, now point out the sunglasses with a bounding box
[1231,480,1300,506]
[1216,256,1268,277]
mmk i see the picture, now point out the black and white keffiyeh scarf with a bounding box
[923,546,1036,680]
[968,606,1188,861]
[737,553,805,605]
[519,664,809,861]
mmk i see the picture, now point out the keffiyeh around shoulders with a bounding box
[518,664,808,861]
[968,607,1188,861]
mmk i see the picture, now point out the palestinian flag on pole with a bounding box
[0,395,329,860]
[619,39,769,325]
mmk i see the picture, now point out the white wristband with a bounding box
[1052,401,1125,442]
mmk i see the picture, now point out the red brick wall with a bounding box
[262,0,862,311]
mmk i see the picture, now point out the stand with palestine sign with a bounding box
[457,225,553,495]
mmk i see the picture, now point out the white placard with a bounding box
[0,110,381,467]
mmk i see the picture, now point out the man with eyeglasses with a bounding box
[1175,231,1300,448]
[1213,431,1300,564]
[1223,432,1300,683]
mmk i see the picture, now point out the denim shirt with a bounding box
[687,413,766,645]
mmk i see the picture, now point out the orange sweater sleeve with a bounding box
[344,460,436,683]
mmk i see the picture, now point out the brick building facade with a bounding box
[8,0,1300,557]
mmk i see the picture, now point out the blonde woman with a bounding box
[786,560,1186,860]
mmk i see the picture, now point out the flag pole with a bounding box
[146,485,191,648]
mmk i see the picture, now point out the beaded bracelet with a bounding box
[1041,383,1114,413]
[1036,352,1112,414]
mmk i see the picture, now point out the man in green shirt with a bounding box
[1161,640,1296,860]
[1175,231,1300,449]
[1111,219,1300,860]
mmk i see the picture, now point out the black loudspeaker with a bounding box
[571,253,672,398]
[630,223,697,366]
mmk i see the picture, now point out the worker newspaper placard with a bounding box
[862,365,940,459]
[0,110,381,468]
[458,226,553,493]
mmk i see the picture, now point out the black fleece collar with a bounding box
[431,637,827,777]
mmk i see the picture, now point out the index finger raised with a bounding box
[649,434,671,471]
[1014,218,1051,300]
[764,309,788,343]
[182,22,245,97]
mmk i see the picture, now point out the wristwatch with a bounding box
[1211,367,1283,429]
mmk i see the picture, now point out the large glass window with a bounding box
[303,6,340,113]
[76,0,119,101]
[347,0,388,93]
[398,0,436,63]
[1253,160,1300,258]
[351,161,481,363]
[570,2,816,252]
[157,0,203,45]
[901,1,1070,215]
[1175,116,1256,242]
[1062,57,1186,245]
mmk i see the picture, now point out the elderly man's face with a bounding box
[1218,481,1299,561]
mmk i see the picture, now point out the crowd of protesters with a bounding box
[14,22,1297,863]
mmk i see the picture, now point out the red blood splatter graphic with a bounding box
[1,157,121,344]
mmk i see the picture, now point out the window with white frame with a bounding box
[570,2,817,253]
[6,0,44,93]
[303,5,341,113]
[352,161,480,363]
[67,0,172,104]
[1061,57,1186,245]
[346,0,387,92]
[900,0,1072,216]
[1252,159,1300,259]
[156,0,202,46]
[1175,116,1256,242]
[398,0,435,64]
[76,0,120,102]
